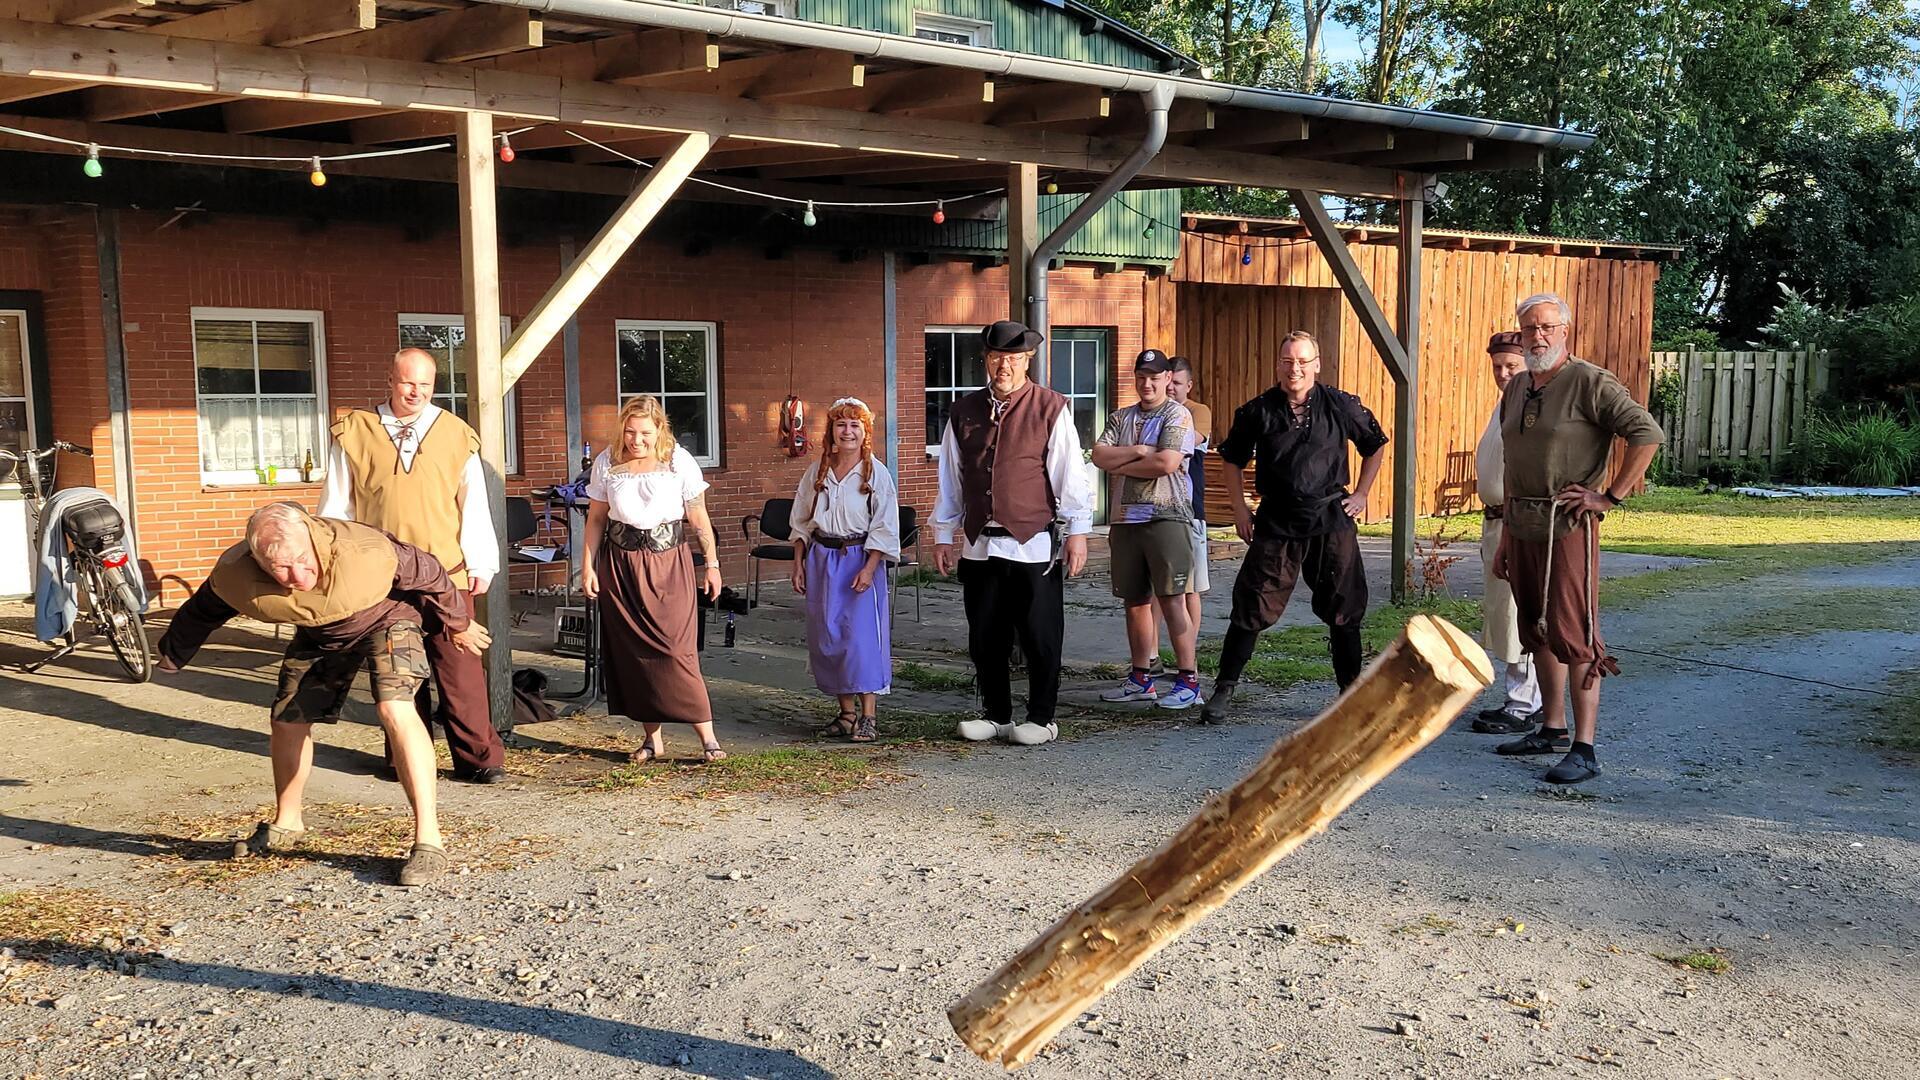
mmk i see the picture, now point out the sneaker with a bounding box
[1100,672,1158,702]
[1008,721,1058,746]
[1199,680,1236,725]
[1495,726,1571,756]
[1145,658,1169,684]
[1472,709,1540,735]
[396,842,448,887]
[956,718,1013,742]
[1157,678,1202,710]
[1543,751,1601,785]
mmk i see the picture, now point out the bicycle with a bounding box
[1,440,153,683]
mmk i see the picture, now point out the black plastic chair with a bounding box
[889,504,924,624]
[504,496,543,619]
[740,497,796,610]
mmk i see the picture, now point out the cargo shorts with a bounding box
[269,622,431,725]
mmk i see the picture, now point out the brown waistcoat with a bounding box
[330,407,477,589]
[948,382,1067,544]
[208,516,398,627]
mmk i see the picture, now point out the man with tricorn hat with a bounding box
[932,319,1094,747]
[156,502,490,886]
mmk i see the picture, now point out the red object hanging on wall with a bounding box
[779,395,809,457]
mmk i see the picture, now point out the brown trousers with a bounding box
[1507,518,1618,685]
[388,589,504,774]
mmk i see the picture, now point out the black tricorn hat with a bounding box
[982,319,1045,353]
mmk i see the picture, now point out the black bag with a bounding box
[510,668,558,729]
[61,499,126,553]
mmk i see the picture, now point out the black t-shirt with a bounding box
[1217,383,1389,537]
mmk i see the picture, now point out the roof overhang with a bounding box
[0,0,1594,207]
[1181,212,1682,261]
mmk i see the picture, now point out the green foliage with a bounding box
[1652,327,1723,352]
[1802,408,1920,487]
[1825,293,1920,405]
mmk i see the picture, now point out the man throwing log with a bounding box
[933,320,1094,747]
[157,503,490,886]
[319,347,505,783]
[1202,330,1388,724]
[1491,293,1662,784]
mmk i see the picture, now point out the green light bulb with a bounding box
[802,202,817,227]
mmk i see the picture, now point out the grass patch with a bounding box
[598,747,902,798]
[1655,948,1732,974]
[894,661,976,693]
[1706,586,1920,639]
[1363,488,1920,611]
[1867,670,1920,753]
[0,888,156,955]
[1184,597,1483,689]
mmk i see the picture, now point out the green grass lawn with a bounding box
[1173,596,1484,689]
[1362,486,1920,610]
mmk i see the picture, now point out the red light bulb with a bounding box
[932,201,946,225]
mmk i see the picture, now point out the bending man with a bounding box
[157,503,489,886]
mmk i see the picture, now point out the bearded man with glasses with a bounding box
[1490,293,1663,785]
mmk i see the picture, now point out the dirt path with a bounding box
[3,553,1916,1078]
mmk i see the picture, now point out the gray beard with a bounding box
[1524,346,1565,374]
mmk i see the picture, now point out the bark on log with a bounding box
[948,614,1493,1069]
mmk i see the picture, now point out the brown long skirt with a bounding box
[598,542,713,725]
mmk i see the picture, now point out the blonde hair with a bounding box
[1279,329,1321,358]
[814,398,876,497]
[246,502,312,562]
[612,395,678,466]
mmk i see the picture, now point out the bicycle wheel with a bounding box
[94,563,153,684]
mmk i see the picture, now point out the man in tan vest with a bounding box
[157,503,490,886]
[319,348,504,782]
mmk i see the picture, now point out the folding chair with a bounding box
[740,497,796,610]
[888,505,925,624]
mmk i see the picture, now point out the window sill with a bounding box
[924,446,940,459]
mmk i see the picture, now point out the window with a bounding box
[616,321,720,467]
[0,310,32,463]
[1049,328,1110,520]
[193,309,327,485]
[398,315,520,474]
[699,0,786,15]
[924,327,987,449]
[913,12,994,46]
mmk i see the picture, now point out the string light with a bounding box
[1241,245,1252,265]
[82,143,102,178]
[1141,220,1155,239]
[1045,179,1059,195]
[497,133,516,163]
[932,200,945,225]
[802,200,817,227]
[308,156,327,187]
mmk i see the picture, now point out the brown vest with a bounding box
[331,406,477,589]
[948,382,1068,543]
[209,516,398,627]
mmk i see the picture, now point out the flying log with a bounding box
[948,614,1494,1069]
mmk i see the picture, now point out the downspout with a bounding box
[1026,81,1173,351]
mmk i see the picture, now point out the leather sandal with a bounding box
[702,744,729,762]
[397,842,448,887]
[851,713,877,743]
[1496,727,1572,756]
[818,710,857,739]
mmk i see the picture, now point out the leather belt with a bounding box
[1482,504,1504,521]
[607,519,685,552]
[811,532,868,550]
[980,526,1015,538]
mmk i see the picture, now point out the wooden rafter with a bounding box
[0,1,154,23]
[1191,112,1308,149]
[0,19,1409,197]
[992,83,1110,127]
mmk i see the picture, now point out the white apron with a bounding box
[1477,409,1525,664]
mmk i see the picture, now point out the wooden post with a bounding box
[1682,344,1704,475]
[949,615,1493,1069]
[1007,162,1041,367]
[455,110,513,735]
[1392,187,1422,603]
[1769,350,1791,469]
[1791,348,1810,447]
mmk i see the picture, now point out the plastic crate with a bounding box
[554,605,589,658]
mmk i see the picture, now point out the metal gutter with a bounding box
[485,0,1595,151]
[1027,84,1171,339]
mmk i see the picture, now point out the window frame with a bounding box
[0,307,36,462]
[923,324,989,457]
[614,319,722,469]
[699,0,787,16]
[397,313,521,475]
[912,11,995,47]
[190,306,329,487]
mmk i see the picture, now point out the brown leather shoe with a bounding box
[397,843,448,887]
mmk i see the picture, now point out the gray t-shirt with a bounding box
[1097,399,1194,525]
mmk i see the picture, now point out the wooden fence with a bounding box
[1650,348,1829,474]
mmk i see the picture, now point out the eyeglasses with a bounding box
[1519,323,1567,336]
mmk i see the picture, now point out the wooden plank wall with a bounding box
[1164,233,1661,519]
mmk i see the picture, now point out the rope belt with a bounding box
[1509,496,1621,689]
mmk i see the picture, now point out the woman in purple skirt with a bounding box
[789,398,901,742]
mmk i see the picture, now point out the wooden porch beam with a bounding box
[153,0,375,47]
[992,83,1109,127]
[1191,112,1308,149]
[0,19,1408,198]
[502,130,712,389]
[454,109,514,738]
[1293,126,1396,160]
[1391,185,1423,604]
[0,1,152,23]
[1350,134,1474,167]
[1289,188,1409,384]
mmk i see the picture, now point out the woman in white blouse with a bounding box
[788,397,901,742]
[582,395,728,762]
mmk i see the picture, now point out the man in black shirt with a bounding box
[1201,330,1389,723]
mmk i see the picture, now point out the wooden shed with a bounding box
[1145,214,1682,521]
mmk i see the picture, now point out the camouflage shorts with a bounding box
[269,622,430,725]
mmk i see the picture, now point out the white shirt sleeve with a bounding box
[316,444,353,520]
[865,462,903,561]
[1049,409,1094,537]
[788,462,820,544]
[674,447,710,505]
[931,421,965,546]
[583,451,610,503]
[458,450,500,583]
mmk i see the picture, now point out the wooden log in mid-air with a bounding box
[948,614,1494,1069]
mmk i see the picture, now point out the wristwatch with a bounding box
[1602,491,1623,507]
